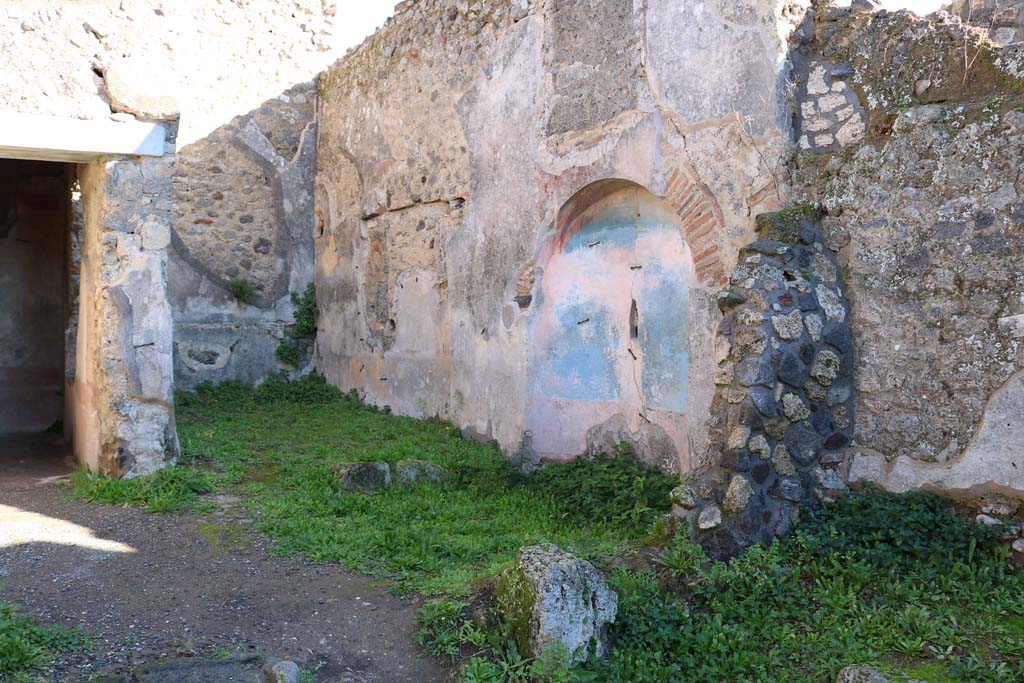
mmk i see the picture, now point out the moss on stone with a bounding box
[756,204,821,244]
[493,560,537,658]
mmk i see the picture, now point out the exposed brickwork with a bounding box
[665,166,728,286]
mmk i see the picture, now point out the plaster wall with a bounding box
[315,0,801,469]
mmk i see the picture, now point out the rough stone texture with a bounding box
[0,1,347,389]
[684,207,854,552]
[393,459,449,486]
[495,544,617,665]
[68,154,179,478]
[262,659,301,683]
[332,462,392,493]
[952,0,1024,46]
[789,3,1024,508]
[315,0,800,471]
[835,666,916,683]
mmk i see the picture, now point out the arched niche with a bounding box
[525,180,696,473]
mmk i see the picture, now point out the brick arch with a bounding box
[662,165,728,287]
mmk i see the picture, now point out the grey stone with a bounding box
[670,484,698,509]
[835,665,899,683]
[815,285,846,322]
[772,445,797,476]
[775,478,804,502]
[698,505,723,530]
[825,381,851,407]
[810,350,841,386]
[333,462,392,492]
[723,475,753,513]
[263,660,301,683]
[771,309,804,341]
[736,357,775,387]
[496,545,617,664]
[782,393,810,421]
[393,459,449,486]
[830,63,854,78]
[748,434,771,460]
[778,351,808,387]
[804,313,824,341]
[784,424,821,465]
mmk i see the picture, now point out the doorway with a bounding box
[0,160,72,439]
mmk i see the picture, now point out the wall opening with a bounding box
[525,180,695,473]
[0,159,74,447]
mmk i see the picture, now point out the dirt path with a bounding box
[0,437,448,682]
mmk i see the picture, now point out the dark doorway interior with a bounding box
[0,160,70,436]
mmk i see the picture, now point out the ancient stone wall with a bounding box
[315,0,804,470]
[679,207,854,552]
[1,0,344,389]
[790,3,1024,509]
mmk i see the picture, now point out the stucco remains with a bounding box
[315,0,799,470]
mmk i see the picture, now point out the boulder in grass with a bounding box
[836,666,922,683]
[393,459,449,486]
[494,544,617,665]
[332,462,391,492]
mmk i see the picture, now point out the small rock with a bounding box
[263,659,301,683]
[836,666,895,683]
[670,484,697,509]
[772,445,797,476]
[393,459,448,486]
[698,505,722,530]
[333,462,392,492]
[782,393,811,421]
[1013,539,1024,554]
[495,545,617,665]
[771,309,804,341]
[748,434,771,460]
[830,63,854,79]
[723,476,753,513]
[810,350,841,386]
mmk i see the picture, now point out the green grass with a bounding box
[0,603,86,682]
[71,464,213,513]
[84,376,673,596]
[72,376,1024,681]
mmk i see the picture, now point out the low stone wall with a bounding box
[680,207,853,552]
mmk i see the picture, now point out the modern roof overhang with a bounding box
[0,112,166,163]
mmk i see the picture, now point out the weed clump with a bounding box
[71,465,213,514]
[0,602,86,681]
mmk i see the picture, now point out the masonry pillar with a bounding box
[72,153,178,477]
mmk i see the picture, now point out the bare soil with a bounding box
[0,436,447,682]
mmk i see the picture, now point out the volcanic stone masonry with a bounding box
[675,207,853,552]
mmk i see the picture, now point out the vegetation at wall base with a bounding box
[0,603,86,683]
[72,376,1024,682]
[276,283,319,367]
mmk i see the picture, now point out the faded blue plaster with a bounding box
[526,191,691,459]
[532,306,619,401]
[638,267,689,412]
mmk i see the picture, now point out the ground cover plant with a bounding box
[72,376,1024,682]
[74,375,674,596]
[420,489,1024,682]
[0,603,85,683]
